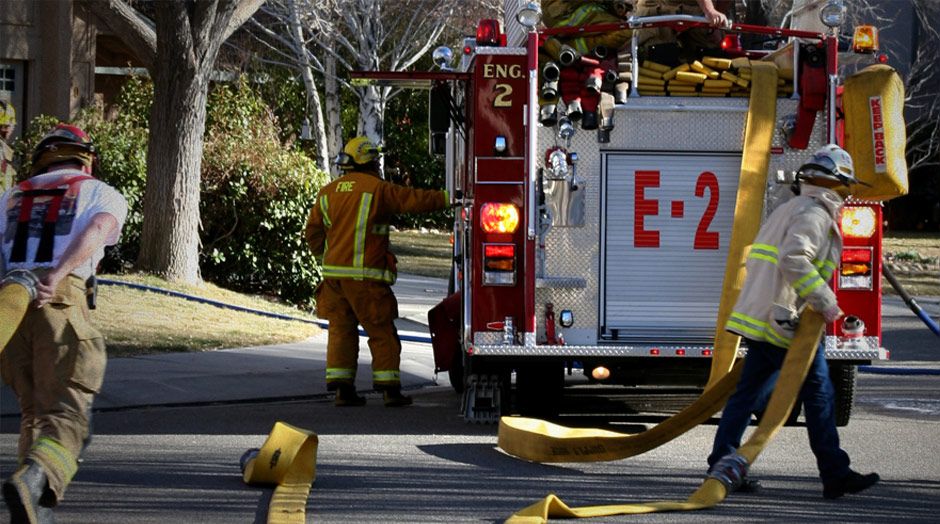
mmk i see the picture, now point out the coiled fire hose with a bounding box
[0,269,40,352]
[882,263,940,337]
[500,62,792,521]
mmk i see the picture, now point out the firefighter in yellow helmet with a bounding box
[304,136,449,407]
[1,100,16,191]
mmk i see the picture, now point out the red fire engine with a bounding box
[353,2,902,424]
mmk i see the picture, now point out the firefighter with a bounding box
[707,145,879,499]
[304,136,448,407]
[1,124,128,523]
[1,100,16,191]
[635,0,730,63]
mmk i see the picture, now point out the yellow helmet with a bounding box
[0,100,15,127]
[341,136,382,166]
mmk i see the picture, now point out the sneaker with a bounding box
[383,389,413,407]
[823,470,880,499]
[334,385,366,407]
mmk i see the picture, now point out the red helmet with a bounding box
[30,123,97,174]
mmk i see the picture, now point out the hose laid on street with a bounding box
[882,263,940,337]
[506,313,825,522]
[241,421,319,524]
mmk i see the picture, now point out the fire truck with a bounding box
[353,1,902,424]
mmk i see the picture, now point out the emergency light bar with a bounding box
[852,25,878,53]
[477,19,504,47]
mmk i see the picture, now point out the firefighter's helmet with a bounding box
[337,136,382,168]
[796,144,862,188]
[31,123,97,175]
[0,100,15,128]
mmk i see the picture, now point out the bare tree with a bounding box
[89,0,263,284]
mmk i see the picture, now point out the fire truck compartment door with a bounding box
[601,152,743,343]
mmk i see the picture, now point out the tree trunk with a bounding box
[358,83,387,173]
[287,0,329,172]
[324,51,343,177]
[136,20,211,283]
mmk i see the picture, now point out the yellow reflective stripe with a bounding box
[573,38,590,54]
[326,368,355,380]
[33,436,78,482]
[752,243,778,254]
[320,195,331,228]
[748,253,778,264]
[322,264,396,283]
[728,312,792,347]
[353,193,373,268]
[373,370,400,382]
[797,276,826,297]
[816,259,836,280]
[443,190,450,206]
[748,244,778,263]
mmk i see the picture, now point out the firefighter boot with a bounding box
[383,388,413,407]
[334,384,366,407]
[3,460,55,524]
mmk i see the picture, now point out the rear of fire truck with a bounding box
[418,1,905,424]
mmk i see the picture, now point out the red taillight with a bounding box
[480,202,520,234]
[482,242,516,286]
[464,45,473,55]
[650,348,660,356]
[676,349,686,356]
[842,249,872,263]
[702,349,713,357]
[720,34,742,52]
[477,19,502,46]
[484,244,515,258]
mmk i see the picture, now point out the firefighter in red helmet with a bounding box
[2,123,127,523]
[304,136,448,407]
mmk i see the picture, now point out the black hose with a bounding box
[882,263,940,337]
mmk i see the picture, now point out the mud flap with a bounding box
[428,292,461,372]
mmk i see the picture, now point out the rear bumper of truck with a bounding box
[469,334,887,361]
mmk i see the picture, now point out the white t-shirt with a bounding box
[0,170,128,279]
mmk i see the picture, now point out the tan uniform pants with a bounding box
[635,0,723,57]
[316,279,403,390]
[1,275,106,503]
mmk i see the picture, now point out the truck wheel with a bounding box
[829,362,856,427]
[449,351,465,394]
[515,364,564,418]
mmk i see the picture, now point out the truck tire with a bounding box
[829,362,856,427]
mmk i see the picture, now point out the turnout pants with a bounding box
[1,275,106,504]
[317,279,403,390]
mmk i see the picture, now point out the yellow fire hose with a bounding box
[0,270,40,353]
[241,422,320,524]
[500,62,793,521]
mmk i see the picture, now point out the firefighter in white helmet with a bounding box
[1,100,17,191]
[707,144,879,499]
[304,136,448,407]
[1,123,128,523]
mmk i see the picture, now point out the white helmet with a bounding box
[796,144,864,187]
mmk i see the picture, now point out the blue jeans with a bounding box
[707,338,851,484]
